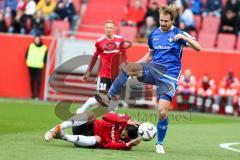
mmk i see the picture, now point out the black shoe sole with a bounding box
[94,94,108,107]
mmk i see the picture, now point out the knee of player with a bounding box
[87,112,96,123]
[94,136,101,144]
[158,107,168,120]
[123,63,133,73]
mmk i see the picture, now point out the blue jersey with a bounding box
[148,26,194,80]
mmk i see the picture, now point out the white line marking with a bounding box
[219,142,240,153]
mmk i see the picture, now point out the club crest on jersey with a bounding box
[168,37,174,43]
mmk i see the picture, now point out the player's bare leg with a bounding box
[95,63,143,107]
[156,99,170,154]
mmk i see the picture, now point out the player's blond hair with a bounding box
[104,20,116,25]
[159,4,177,21]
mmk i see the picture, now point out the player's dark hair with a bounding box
[159,4,177,21]
[125,125,139,139]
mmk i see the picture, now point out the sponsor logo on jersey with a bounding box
[103,49,120,54]
[168,37,174,43]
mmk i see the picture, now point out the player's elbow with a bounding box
[197,45,202,51]
[194,43,202,51]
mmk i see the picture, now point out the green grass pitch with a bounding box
[0,99,240,160]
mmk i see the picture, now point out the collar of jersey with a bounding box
[159,26,174,33]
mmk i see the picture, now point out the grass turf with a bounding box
[0,99,240,160]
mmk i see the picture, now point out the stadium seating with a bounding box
[4,17,11,29]
[238,36,240,50]
[129,0,148,9]
[79,0,128,26]
[44,20,51,35]
[51,20,70,35]
[119,25,137,41]
[215,33,237,50]
[72,0,82,14]
[77,0,128,39]
[198,32,216,49]
[201,16,220,33]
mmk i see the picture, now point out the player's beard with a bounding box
[161,25,171,32]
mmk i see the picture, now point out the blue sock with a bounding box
[157,118,168,145]
[107,70,129,98]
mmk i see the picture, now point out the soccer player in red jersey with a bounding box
[196,74,216,112]
[212,71,239,114]
[44,112,141,150]
[77,20,128,114]
[176,69,197,110]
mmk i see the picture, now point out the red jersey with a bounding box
[93,113,131,150]
[220,76,239,89]
[179,75,196,88]
[199,79,215,91]
[91,35,127,79]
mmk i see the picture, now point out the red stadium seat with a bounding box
[194,15,202,31]
[201,16,220,33]
[191,15,202,39]
[79,0,127,27]
[25,18,32,33]
[5,17,11,29]
[72,0,82,14]
[51,20,70,35]
[237,37,240,50]
[44,19,51,35]
[129,0,148,9]
[198,32,216,49]
[119,25,137,41]
[216,33,237,50]
[201,0,207,7]
[222,0,228,6]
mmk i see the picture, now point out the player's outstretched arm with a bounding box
[137,51,153,63]
[127,137,142,147]
[174,34,202,51]
[80,54,98,81]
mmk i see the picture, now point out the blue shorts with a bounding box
[139,63,179,102]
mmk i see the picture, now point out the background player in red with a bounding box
[196,74,216,112]
[44,112,141,150]
[76,20,128,114]
[212,71,239,114]
[176,69,197,110]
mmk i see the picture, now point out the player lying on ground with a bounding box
[95,4,201,154]
[44,112,141,150]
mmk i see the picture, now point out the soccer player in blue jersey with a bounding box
[95,4,201,154]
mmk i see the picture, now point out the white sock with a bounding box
[60,113,88,130]
[64,135,96,147]
[76,97,97,114]
[119,100,128,108]
[108,99,119,112]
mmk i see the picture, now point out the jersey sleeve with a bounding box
[102,113,130,125]
[87,42,100,72]
[119,38,127,54]
[94,42,101,56]
[178,31,196,46]
[102,142,131,150]
[147,33,154,52]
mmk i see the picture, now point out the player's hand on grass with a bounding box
[174,34,187,41]
[128,137,142,146]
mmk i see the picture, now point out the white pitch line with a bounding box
[219,142,240,153]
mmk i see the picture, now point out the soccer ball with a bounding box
[138,122,157,141]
